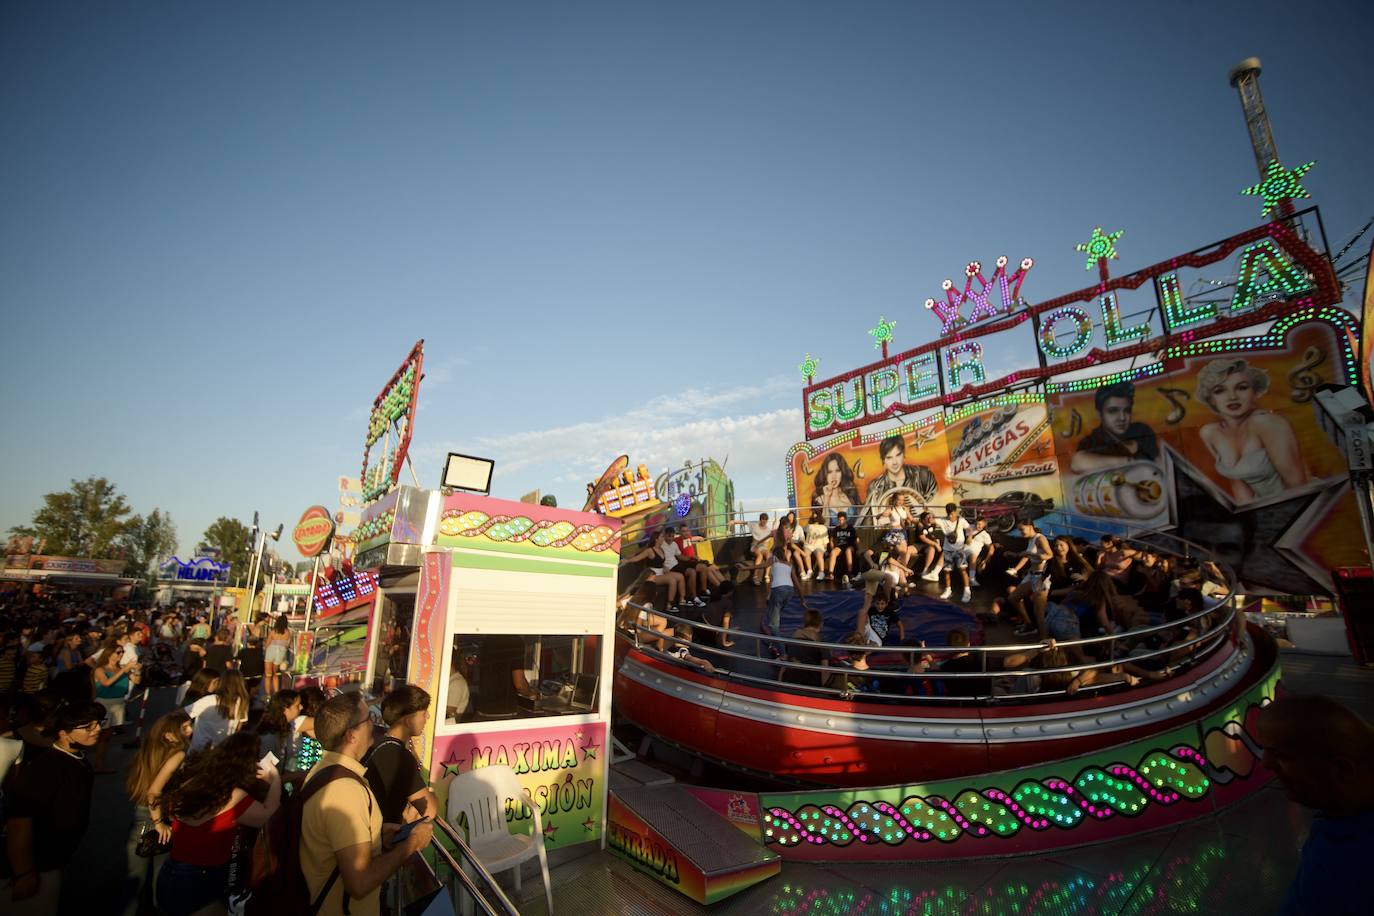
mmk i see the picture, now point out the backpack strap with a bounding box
[301,765,374,916]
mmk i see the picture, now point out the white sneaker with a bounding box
[921,570,940,582]
[961,589,972,603]
[691,597,706,607]
[969,577,980,588]
[802,571,812,580]
[939,588,952,599]
[842,575,850,586]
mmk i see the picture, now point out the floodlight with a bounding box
[442,452,495,495]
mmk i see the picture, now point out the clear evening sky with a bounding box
[2,1,1370,561]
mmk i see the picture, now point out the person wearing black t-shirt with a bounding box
[364,685,442,824]
[5,701,104,911]
[203,628,236,673]
[476,635,531,719]
[936,629,990,698]
[827,512,858,584]
[237,636,265,697]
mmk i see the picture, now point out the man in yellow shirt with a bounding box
[300,693,434,915]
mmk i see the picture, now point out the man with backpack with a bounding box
[298,692,432,915]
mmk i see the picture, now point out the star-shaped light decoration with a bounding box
[868,317,896,350]
[1241,159,1315,217]
[798,353,819,381]
[1075,227,1124,270]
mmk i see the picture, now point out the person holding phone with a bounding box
[364,686,444,825]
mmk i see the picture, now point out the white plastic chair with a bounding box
[446,765,554,915]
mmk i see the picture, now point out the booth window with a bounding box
[446,634,600,724]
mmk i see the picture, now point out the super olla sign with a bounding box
[802,221,1335,439]
[292,506,335,558]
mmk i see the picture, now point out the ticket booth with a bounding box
[406,492,623,858]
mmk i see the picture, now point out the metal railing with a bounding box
[387,815,522,916]
[616,513,1241,704]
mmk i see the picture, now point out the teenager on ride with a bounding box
[1000,518,1054,637]
[779,511,811,580]
[738,544,813,658]
[659,527,706,608]
[155,732,281,916]
[802,510,831,581]
[124,711,193,916]
[914,511,944,581]
[936,503,973,603]
[827,511,858,585]
[622,530,690,612]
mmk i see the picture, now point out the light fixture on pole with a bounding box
[441,452,495,496]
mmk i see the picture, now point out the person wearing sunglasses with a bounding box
[5,701,106,913]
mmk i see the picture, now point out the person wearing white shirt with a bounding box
[185,670,250,752]
[743,514,775,585]
[964,518,995,587]
[936,503,973,603]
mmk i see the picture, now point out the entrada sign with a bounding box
[803,221,1335,439]
[292,505,335,558]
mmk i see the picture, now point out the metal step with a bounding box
[611,758,677,787]
[610,779,778,876]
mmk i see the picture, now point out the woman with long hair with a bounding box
[180,666,220,707]
[1196,357,1308,502]
[124,711,192,916]
[813,454,860,525]
[186,669,250,752]
[94,644,139,730]
[262,614,291,697]
[254,688,301,762]
[52,629,93,703]
[779,510,811,579]
[620,529,689,612]
[155,732,281,916]
[285,684,327,774]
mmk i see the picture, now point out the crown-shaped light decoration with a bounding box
[1075,226,1124,271]
[923,256,1034,336]
[1242,159,1315,217]
[868,316,897,350]
[798,353,819,381]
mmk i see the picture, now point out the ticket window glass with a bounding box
[445,634,601,724]
[370,591,414,696]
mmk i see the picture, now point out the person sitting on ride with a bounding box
[671,526,727,596]
[936,503,973,603]
[860,531,915,595]
[1126,549,1171,621]
[623,529,691,613]
[660,526,708,608]
[964,517,995,588]
[776,511,811,581]
[998,518,1054,637]
[827,511,859,585]
[825,633,877,696]
[744,513,775,586]
[1096,534,1137,582]
[616,573,672,650]
[914,511,944,581]
[781,609,828,687]
[665,624,719,675]
[802,510,831,581]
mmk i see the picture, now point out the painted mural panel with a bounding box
[942,398,1059,528]
[788,412,952,527]
[1046,316,1364,594]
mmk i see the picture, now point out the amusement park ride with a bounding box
[282,59,1373,911]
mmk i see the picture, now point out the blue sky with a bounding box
[2,1,1370,562]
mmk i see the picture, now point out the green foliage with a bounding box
[120,509,179,586]
[202,516,252,580]
[8,476,135,557]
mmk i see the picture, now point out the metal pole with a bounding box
[301,554,322,635]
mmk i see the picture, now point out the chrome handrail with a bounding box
[432,814,522,916]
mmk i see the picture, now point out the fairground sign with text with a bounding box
[803,218,1341,439]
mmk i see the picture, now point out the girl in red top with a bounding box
[155,732,281,916]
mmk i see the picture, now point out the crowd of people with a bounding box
[0,598,443,916]
[618,504,1234,703]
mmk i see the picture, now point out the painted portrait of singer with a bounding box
[1069,381,1160,473]
[860,434,937,528]
[812,453,860,524]
[1196,358,1308,503]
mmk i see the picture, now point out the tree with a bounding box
[120,509,179,586]
[9,476,135,557]
[202,517,252,583]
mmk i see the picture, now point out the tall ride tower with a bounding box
[1228,57,1291,216]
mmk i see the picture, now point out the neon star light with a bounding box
[869,316,897,350]
[798,353,819,381]
[1075,227,1124,270]
[1241,159,1315,217]
[924,256,1034,335]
